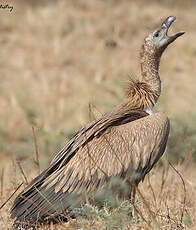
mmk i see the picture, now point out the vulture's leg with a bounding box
[128,182,137,218]
[129,183,136,204]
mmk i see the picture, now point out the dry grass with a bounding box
[1,158,195,229]
[0,0,196,229]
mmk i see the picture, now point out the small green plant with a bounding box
[72,200,133,230]
[167,113,196,163]
[182,214,192,226]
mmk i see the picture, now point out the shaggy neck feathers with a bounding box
[125,80,159,111]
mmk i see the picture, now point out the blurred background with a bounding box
[0,0,196,178]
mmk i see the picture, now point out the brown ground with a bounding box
[0,0,196,229]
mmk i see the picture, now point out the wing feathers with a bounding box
[45,112,169,194]
[11,110,170,225]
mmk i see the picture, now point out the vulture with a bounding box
[11,16,184,229]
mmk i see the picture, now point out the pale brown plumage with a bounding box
[11,16,184,228]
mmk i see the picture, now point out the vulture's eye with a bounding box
[154,31,160,38]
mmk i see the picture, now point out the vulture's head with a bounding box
[143,16,185,56]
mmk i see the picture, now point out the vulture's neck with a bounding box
[124,42,163,113]
[140,43,162,101]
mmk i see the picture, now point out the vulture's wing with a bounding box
[11,110,169,226]
[44,112,169,193]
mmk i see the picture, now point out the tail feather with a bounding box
[11,183,76,228]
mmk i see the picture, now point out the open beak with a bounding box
[161,16,185,43]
